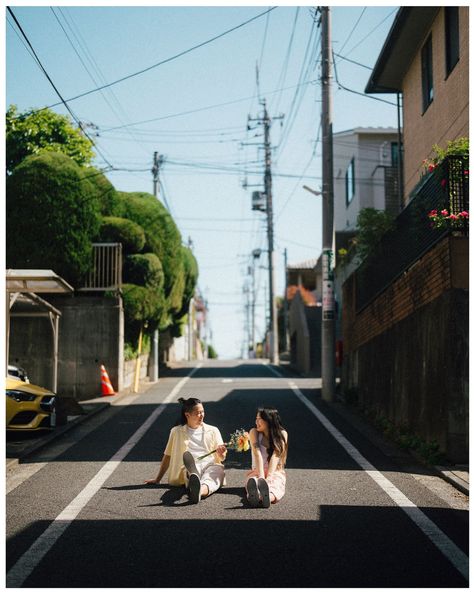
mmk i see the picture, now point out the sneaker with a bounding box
[247,477,259,507]
[188,473,201,504]
[183,451,199,476]
[258,478,270,508]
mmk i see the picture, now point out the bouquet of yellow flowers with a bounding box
[197,428,250,460]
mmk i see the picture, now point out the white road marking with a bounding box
[222,379,233,383]
[6,364,203,588]
[265,364,468,581]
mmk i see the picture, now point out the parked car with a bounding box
[7,364,29,383]
[6,377,57,430]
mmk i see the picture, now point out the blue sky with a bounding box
[6,4,399,359]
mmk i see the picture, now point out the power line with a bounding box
[99,77,318,133]
[6,7,114,170]
[332,50,397,106]
[346,7,397,55]
[21,7,278,116]
[337,7,366,56]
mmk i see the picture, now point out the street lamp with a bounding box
[302,185,322,196]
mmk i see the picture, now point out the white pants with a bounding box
[187,462,225,495]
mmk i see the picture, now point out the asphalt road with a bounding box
[6,360,469,588]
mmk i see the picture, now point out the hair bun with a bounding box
[178,397,185,404]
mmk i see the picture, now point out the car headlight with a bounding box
[6,390,37,402]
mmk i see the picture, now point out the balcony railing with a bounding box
[78,243,122,292]
[355,155,469,312]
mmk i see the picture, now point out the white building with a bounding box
[334,127,401,236]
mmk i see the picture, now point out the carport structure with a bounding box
[6,270,73,392]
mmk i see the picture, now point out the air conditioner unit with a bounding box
[379,141,391,166]
[252,191,266,211]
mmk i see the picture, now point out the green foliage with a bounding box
[354,208,395,261]
[6,151,101,286]
[117,191,183,295]
[429,136,469,166]
[179,246,199,316]
[207,344,218,359]
[121,283,164,324]
[169,315,188,338]
[372,413,445,465]
[98,216,146,254]
[6,104,94,174]
[84,168,121,216]
[123,253,164,289]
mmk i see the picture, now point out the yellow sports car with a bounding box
[6,377,57,430]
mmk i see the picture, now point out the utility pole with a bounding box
[150,151,164,382]
[320,7,336,401]
[248,101,283,364]
[283,248,290,352]
[152,151,164,200]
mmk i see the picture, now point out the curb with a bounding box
[434,466,469,496]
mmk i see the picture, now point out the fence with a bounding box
[78,243,122,292]
[355,155,469,312]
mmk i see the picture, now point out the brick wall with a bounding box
[343,237,459,351]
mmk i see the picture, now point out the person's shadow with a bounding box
[104,483,250,508]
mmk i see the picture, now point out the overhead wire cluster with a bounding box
[7,5,398,356]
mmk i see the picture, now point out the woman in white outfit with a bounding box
[145,397,226,504]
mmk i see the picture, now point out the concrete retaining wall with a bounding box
[9,294,124,400]
[342,236,469,462]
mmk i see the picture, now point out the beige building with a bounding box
[366,6,469,199]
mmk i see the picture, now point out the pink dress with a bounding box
[245,432,286,502]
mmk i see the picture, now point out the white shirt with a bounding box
[186,426,212,472]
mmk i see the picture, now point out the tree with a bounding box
[6,152,101,286]
[116,192,183,319]
[354,208,395,261]
[6,104,94,174]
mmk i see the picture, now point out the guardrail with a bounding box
[78,243,122,292]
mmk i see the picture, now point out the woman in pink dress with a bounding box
[245,407,288,508]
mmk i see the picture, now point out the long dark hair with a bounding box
[257,407,287,466]
[177,397,202,425]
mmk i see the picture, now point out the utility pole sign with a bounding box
[322,248,335,321]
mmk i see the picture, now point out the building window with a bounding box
[445,7,460,76]
[345,158,355,206]
[391,141,403,167]
[421,34,434,112]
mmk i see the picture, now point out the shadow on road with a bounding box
[7,505,468,588]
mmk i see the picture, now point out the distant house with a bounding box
[342,7,469,462]
[286,257,322,376]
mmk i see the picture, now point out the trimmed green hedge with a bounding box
[6,151,101,286]
[123,253,164,289]
[99,216,146,254]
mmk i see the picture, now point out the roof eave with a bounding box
[365,7,439,94]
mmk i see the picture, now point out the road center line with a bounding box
[6,363,203,588]
[264,364,468,581]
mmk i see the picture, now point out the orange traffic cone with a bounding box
[101,365,115,396]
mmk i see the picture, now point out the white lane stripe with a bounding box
[6,364,203,588]
[265,364,468,581]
